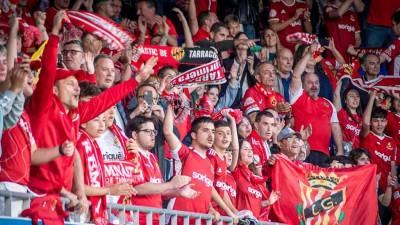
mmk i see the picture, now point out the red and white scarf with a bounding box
[78,130,108,225]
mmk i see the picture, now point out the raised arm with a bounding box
[360,90,376,138]
[79,57,157,123]
[7,17,18,70]
[188,0,199,35]
[291,49,310,95]
[325,0,354,19]
[173,7,194,47]
[28,11,69,114]
[163,103,181,151]
[227,112,239,171]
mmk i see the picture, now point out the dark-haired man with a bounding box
[247,110,278,176]
[361,91,397,192]
[163,102,239,223]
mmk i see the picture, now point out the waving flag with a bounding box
[67,10,135,51]
[271,155,378,225]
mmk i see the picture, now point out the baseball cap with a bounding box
[277,127,302,142]
[55,69,97,84]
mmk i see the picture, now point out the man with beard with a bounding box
[290,58,344,166]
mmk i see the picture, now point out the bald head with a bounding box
[277,48,294,75]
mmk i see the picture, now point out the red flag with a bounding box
[271,154,378,225]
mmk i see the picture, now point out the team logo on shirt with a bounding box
[387,142,393,150]
[270,96,277,107]
[296,171,347,225]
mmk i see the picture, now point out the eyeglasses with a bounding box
[62,50,83,56]
[138,129,158,136]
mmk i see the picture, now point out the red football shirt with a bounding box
[193,28,210,43]
[367,0,400,27]
[387,111,400,147]
[291,89,337,156]
[225,171,237,208]
[142,18,178,45]
[337,109,362,148]
[26,35,140,194]
[233,164,263,218]
[195,0,217,17]
[324,5,360,62]
[0,112,35,185]
[361,132,397,190]
[131,150,163,224]
[268,0,308,50]
[242,84,285,115]
[382,37,400,76]
[172,144,214,214]
[207,149,227,214]
[391,188,400,225]
[247,130,271,170]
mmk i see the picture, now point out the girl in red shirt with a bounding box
[337,88,362,151]
[233,140,280,220]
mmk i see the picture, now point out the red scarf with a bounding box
[78,130,108,225]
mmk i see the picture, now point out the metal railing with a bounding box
[0,190,285,225]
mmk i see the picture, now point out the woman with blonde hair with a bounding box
[259,28,282,62]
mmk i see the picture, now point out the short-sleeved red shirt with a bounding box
[268,0,308,50]
[337,109,362,148]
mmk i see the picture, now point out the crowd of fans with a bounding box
[0,0,399,224]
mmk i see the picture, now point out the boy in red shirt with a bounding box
[361,91,397,191]
[164,102,239,224]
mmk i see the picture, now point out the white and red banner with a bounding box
[169,60,226,87]
[67,10,135,51]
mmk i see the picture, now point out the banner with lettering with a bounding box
[169,60,226,87]
[271,154,378,225]
[132,44,219,65]
[339,75,400,97]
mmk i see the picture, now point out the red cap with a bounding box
[55,69,97,84]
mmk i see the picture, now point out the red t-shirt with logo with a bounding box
[196,0,217,17]
[0,112,35,185]
[337,109,362,148]
[242,84,285,115]
[193,28,210,44]
[131,150,164,224]
[324,5,360,62]
[291,90,337,156]
[225,171,237,209]
[207,149,227,214]
[382,37,400,76]
[268,0,308,50]
[173,145,214,214]
[367,0,400,27]
[390,188,400,225]
[387,111,400,148]
[247,130,271,170]
[233,164,263,218]
[361,132,397,190]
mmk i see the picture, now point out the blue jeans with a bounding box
[366,24,396,48]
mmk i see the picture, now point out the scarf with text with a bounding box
[170,60,226,87]
[77,130,108,225]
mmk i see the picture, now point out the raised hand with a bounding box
[136,56,158,83]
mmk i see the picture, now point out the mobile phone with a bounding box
[318,37,330,47]
[143,91,153,106]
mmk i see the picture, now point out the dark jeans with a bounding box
[306,150,330,167]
